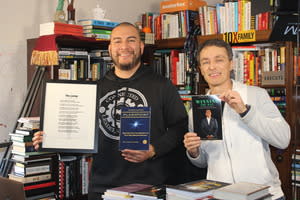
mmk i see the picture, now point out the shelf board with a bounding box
[197,30,272,44]
[155,37,186,49]
[55,35,109,49]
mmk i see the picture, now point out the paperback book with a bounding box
[119,107,151,150]
[192,95,223,140]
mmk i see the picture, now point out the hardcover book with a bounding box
[212,182,271,200]
[105,183,152,197]
[166,179,229,199]
[119,107,151,150]
[192,95,223,140]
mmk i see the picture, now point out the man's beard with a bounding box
[112,52,142,71]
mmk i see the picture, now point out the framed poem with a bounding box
[40,80,99,153]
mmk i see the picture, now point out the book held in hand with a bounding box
[119,107,151,150]
[212,182,271,200]
[192,95,223,140]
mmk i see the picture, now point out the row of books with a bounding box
[57,48,113,81]
[58,155,92,199]
[154,49,190,86]
[157,10,199,40]
[265,88,286,117]
[198,1,254,35]
[102,179,271,200]
[231,45,286,86]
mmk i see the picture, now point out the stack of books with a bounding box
[130,185,166,200]
[77,19,119,40]
[166,179,229,200]
[102,183,152,200]
[39,22,83,36]
[8,117,57,199]
[17,117,40,129]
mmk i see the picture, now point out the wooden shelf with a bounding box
[197,30,272,44]
[55,35,109,49]
[155,30,272,49]
[155,37,186,49]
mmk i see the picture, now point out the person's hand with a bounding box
[32,131,44,150]
[219,90,247,114]
[183,132,201,158]
[121,144,155,163]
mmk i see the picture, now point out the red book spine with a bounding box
[24,181,56,190]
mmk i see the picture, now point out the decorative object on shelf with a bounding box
[93,0,107,21]
[53,0,66,23]
[67,0,75,24]
[184,24,201,94]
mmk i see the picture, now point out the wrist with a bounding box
[239,104,251,117]
[148,145,156,159]
[189,149,199,158]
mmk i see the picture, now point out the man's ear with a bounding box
[140,41,145,55]
[108,44,112,56]
[229,60,233,71]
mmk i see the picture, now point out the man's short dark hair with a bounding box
[197,39,233,63]
[111,22,141,40]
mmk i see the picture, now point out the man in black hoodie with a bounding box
[33,22,201,199]
[87,22,190,199]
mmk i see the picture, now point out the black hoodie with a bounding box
[89,64,188,194]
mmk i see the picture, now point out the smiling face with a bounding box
[198,46,233,89]
[109,24,144,73]
[205,109,212,118]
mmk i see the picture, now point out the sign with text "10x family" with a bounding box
[223,30,256,43]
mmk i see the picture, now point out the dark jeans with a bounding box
[275,196,285,200]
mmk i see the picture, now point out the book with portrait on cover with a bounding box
[119,107,151,150]
[192,95,223,140]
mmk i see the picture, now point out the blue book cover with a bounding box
[119,107,151,150]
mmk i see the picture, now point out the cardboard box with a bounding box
[160,0,207,13]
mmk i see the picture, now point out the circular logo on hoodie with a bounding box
[99,87,148,140]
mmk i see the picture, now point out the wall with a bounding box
[0,0,221,144]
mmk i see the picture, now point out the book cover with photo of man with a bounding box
[192,95,222,140]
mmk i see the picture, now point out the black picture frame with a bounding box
[40,80,99,153]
